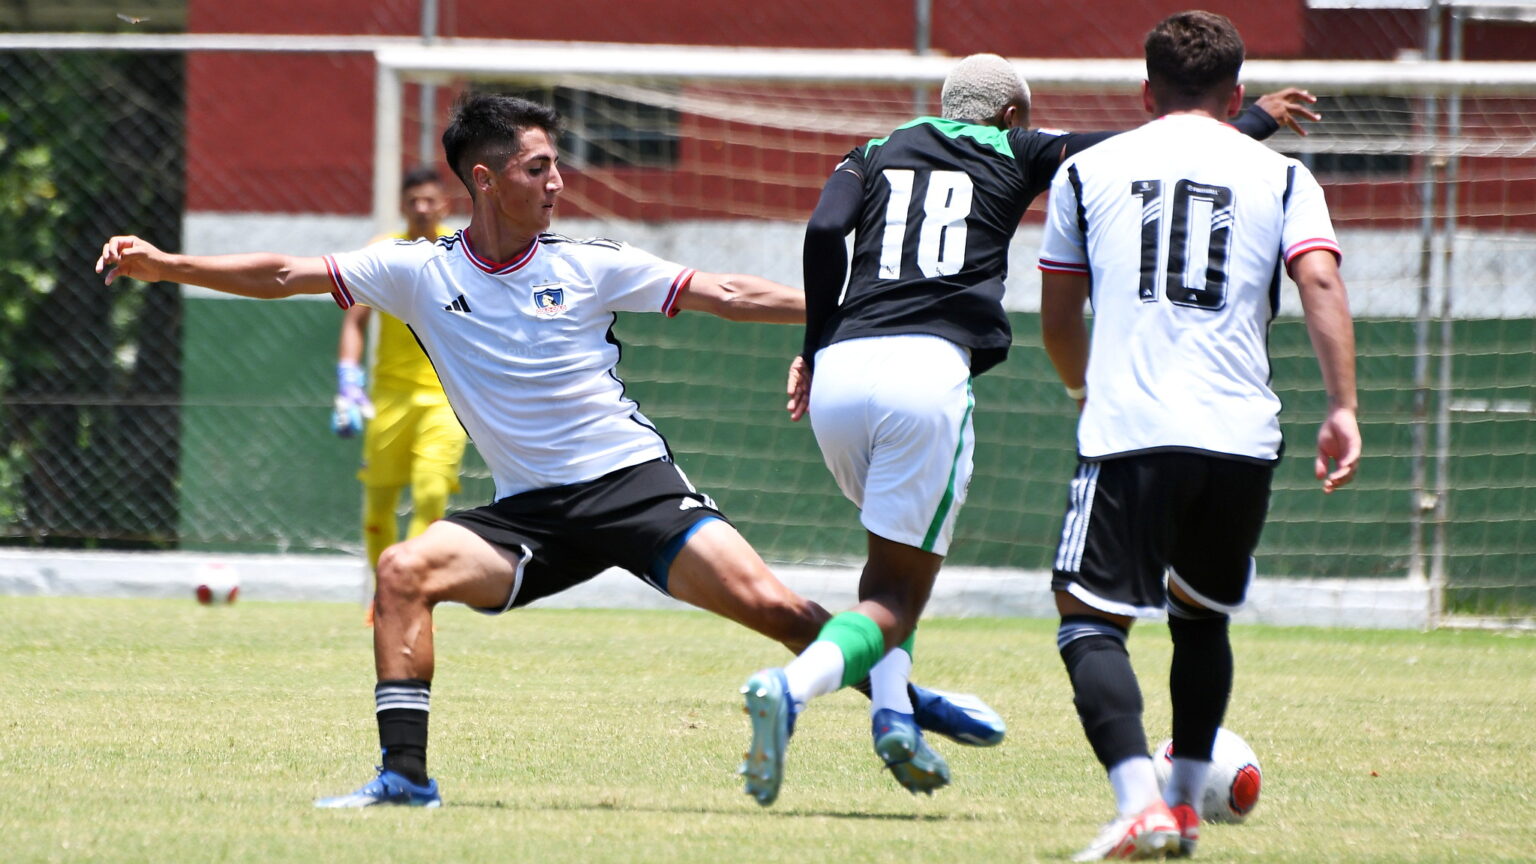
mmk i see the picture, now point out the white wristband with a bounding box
[1064,383,1087,400]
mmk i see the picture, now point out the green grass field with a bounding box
[2,597,1533,863]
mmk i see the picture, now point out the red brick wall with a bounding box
[183,1,1530,221]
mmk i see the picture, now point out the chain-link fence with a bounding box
[3,5,1535,632]
[1,49,183,547]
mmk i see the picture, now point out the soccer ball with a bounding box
[1152,727,1262,823]
[194,562,241,605]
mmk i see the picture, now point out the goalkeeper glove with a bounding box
[332,361,374,438]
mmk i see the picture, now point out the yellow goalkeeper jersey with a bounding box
[371,226,453,393]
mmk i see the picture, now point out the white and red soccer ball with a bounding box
[1153,727,1262,823]
[194,562,241,605]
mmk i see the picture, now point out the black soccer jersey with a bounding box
[803,107,1280,377]
[809,118,1103,376]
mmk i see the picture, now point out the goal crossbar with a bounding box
[371,41,1536,232]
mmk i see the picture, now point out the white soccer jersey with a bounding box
[1038,114,1341,462]
[325,230,695,499]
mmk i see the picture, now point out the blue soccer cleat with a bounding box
[314,767,442,808]
[872,708,951,795]
[910,685,1007,747]
[739,668,795,806]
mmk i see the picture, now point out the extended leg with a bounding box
[316,520,521,808]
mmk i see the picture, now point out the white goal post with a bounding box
[371,42,1536,231]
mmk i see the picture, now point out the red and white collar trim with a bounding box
[460,230,540,274]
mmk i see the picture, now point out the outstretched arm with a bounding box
[1291,249,1360,493]
[672,271,804,324]
[1054,88,1321,164]
[96,235,333,298]
[1249,87,1320,137]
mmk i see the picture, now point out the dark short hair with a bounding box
[401,165,443,194]
[1145,10,1245,108]
[441,93,561,197]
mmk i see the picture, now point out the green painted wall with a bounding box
[177,296,1534,614]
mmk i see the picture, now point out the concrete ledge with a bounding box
[0,549,1431,629]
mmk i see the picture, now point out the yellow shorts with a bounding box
[358,387,468,490]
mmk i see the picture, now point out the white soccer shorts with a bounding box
[809,334,975,556]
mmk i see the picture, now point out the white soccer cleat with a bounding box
[739,668,793,806]
[1071,800,1181,861]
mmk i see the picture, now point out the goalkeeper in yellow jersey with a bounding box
[333,167,468,620]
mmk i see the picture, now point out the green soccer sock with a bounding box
[782,612,891,708]
[817,611,887,689]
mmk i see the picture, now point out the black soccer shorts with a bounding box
[1050,450,1275,616]
[445,458,730,613]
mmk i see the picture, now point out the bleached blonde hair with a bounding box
[940,53,1030,123]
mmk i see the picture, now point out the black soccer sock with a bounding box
[1058,615,1148,769]
[1167,594,1232,761]
[375,678,431,787]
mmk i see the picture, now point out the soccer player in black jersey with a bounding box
[739,54,1322,806]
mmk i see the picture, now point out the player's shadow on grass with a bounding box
[449,798,964,821]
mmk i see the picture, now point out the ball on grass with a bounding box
[1152,727,1262,823]
[194,562,240,605]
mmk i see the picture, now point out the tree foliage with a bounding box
[0,52,183,546]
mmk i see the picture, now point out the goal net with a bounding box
[375,45,1536,628]
[1,34,1532,629]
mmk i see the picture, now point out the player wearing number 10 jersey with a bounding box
[740,54,1310,806]
[1036,12,1360,859]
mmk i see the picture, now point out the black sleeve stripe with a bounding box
[1273,164,1296,316]
[1067,163,1088,238]
[1269,260,1283,317]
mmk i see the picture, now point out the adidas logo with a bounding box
[443,294,472,313]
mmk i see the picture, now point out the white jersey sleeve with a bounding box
[323,239,433,320]
[1280,163,1342,266]
[571,240,696,316]
[1038,166,1090,275]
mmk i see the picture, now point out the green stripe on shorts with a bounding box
[920,380,974,552]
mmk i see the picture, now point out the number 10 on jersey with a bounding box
[1132,178,1233,311]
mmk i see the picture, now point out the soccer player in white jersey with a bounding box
[95,93,1001,808]
[1035,11,1360,859]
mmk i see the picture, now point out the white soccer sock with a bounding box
[782,640,845,711]
[1164,757,1211,814]
[1108,756,1162,816]
[868,648,913,715]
